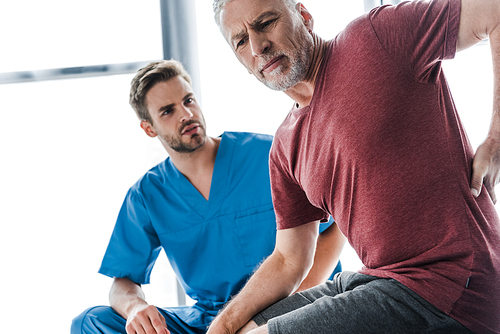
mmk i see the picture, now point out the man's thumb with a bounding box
[470,169,484,198]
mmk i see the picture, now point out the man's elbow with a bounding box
[271,248,315,293]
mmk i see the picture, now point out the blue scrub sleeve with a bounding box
[319,216,335,233]
[99,188,162,284]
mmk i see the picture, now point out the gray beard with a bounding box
[259,39,312,91]
[261,56,308,91]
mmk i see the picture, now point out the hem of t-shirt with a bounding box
[277,212,330,230]
[98,266,149,285]
[358,267,460,316]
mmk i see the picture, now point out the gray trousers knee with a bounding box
[253,272,472,334]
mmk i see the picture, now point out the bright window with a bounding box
[0,0,162,72]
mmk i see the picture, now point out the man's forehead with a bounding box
[220,0,289,36]
[147,77,191,103]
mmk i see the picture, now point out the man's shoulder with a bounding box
[222,131,273,152]
[128,158,171,196]
[221,132,273,168]
[223,131,273,145]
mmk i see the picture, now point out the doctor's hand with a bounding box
[471,138,500,204]
[126,304,170,334]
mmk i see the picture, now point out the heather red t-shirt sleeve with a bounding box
[368,0,461,83]
[269,147,329,230]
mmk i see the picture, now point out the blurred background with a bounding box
[0,1,493,333]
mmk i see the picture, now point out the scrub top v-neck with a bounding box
[164,133,231,218]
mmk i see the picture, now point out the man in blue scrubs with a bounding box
[71,60,345,334]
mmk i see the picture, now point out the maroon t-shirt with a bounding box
[270,0,500,332]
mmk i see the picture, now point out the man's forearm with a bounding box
[480,26,500,200]
[458,0,500,200]
[109,277,148,319]
[210,251,302,333]
[208,222,320,334]
[490,22,500,136]
[109,277,170,334]
[296,223,346,292]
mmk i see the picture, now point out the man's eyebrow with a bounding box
[157,93,193,114]
[158,103,174,114]
[249,11,278,29]
[231,30,248,46]
[230,11,278,45]
[183,93,194,101]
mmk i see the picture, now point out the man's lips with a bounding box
[181,124,200,136]
[261,55,284,73]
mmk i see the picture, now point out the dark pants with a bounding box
[253,272,473,334]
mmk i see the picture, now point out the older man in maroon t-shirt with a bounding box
[208,0,500,333]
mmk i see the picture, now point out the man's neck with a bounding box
[168,136,221,200]
[285,35,330,108]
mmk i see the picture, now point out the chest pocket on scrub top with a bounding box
[234,209,277,268]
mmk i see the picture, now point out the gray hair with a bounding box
[213,0,298,28]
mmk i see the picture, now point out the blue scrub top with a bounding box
[99,132,339,329]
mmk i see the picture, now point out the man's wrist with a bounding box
[124,298,149,319]
[210,311,241,334]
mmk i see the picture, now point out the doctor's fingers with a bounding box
[126,322,170,334]
[126,310,170,334]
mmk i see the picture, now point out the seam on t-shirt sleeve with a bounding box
[366,0,461,84]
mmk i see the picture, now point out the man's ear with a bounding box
[140,120,158,138]
[298,3,314,32]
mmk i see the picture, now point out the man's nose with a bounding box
[180,107,194,122]
[250,32,270,57]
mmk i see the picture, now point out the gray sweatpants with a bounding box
[253,272,473,334]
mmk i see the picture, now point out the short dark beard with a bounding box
[169,133,206,153]
[165,122,207,153]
